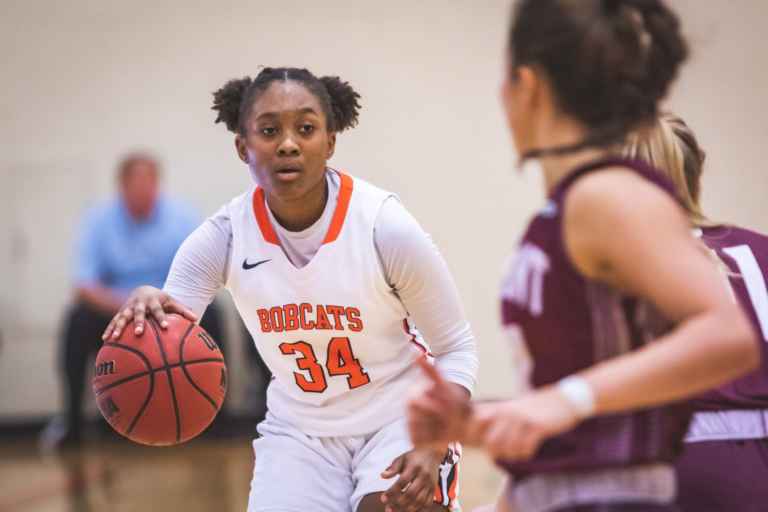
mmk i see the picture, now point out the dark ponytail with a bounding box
[211,68,361,135]
[509,0,688,160]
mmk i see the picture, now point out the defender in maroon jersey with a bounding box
[407,2,760,511]
[695,226,768,409]
[626,113,768,512]
[497,157,694,476]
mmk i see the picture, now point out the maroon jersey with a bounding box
[499,158,692,477]
[692,225,768,410]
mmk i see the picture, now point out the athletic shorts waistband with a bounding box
[686,409,768,443]
[509,463,675,512]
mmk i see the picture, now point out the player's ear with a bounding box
[235,135,249,164]
[327,133,336,160]
[515,65,540,112]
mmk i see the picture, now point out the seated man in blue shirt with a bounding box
[44,152,224,448]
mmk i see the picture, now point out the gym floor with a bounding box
[0,436,503,511]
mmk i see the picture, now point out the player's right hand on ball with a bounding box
[102,285,198,340]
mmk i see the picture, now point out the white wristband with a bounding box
[557,376,596,419]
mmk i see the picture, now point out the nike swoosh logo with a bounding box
[242,258,272,270]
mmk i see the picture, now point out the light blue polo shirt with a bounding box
[74,196,199,298]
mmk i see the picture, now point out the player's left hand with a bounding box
[478,387,580,461]
[407,357,472,449]
[380,447,442,512]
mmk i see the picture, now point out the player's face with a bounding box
[236,81,335,201]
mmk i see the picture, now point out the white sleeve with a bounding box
[163,205,232,319]
[374,197,479,394]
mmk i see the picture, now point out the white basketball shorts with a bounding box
[247,412,460,512]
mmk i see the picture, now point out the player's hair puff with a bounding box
[319,76,361,133]
[211,76,253,133]
[211,68,361,135]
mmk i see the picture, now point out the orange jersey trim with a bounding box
[252,187,280,245]
[322,172,354,244]
[447,461,459,500]
[251,171,354,246]
[434,482,444,504]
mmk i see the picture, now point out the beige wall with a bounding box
[669,0,768,230]
[1,0,766,417]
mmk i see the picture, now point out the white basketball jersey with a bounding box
[226,170,431,436]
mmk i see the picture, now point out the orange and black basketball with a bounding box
[92,314,227,446]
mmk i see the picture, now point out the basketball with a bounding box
[92,314,227,446]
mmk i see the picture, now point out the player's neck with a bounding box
[540,147,610,193]
[267,175,329,232]
[530,116,612,193]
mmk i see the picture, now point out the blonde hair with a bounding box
[624,113,711,226]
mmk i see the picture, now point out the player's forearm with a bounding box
[582,302,758,415]
[162,217,228,319]
[457,304,758,447]
[374,197,480,394]
[435,349,478,397]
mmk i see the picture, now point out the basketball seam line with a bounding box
[179,326,221,412]
[93,357,225,396]
[103,342,156,437]
[149,317,183,444]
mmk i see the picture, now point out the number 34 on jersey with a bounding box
[280,337,370,393]
[258,303,371,394]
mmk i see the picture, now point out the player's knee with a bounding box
[356,493,386,512]
[356,493,448,512]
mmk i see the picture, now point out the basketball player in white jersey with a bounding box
[102,67,478,512]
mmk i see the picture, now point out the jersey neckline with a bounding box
[251,169,354,247]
